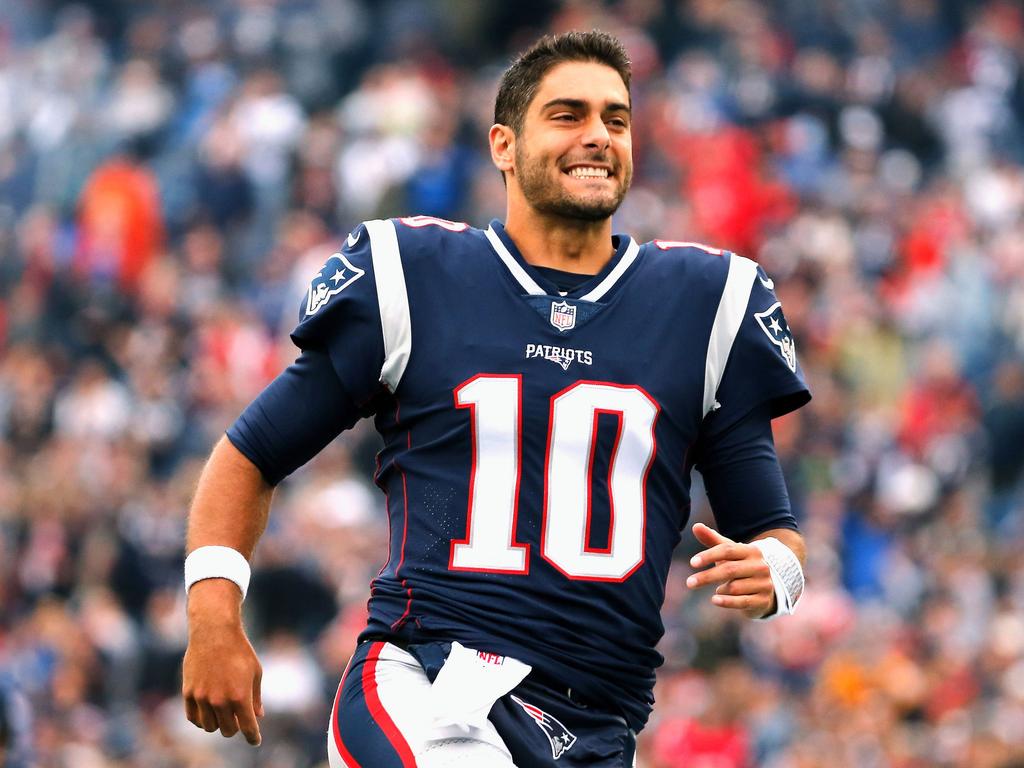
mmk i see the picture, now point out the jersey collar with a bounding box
[485,219,640,302]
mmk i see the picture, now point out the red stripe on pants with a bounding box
[363,642,418,767]
[331,656,362,767]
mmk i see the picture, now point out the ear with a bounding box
[489,123,515,175]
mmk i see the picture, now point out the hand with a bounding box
[182,581,264,745]
[685,523,776,619]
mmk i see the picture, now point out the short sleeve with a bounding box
[705,260,811,437]
[290,222,386,407]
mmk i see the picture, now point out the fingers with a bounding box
[236,664,265,745]
[197,700,221,733]
[234,701,262,746]
[184,696,206,740]
[689,541,747,570]
[716,576,771,596]
[686,555,767,590]
[212,698,241,738]
[186,692,261,744]
[686,536,776,617]
[709,592,772,613]
[182,635,264,745]
[691,522,730,548]
[714,577,777,616]
[690,524,743,570]
[253,666,264,719]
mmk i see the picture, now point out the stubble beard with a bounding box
[514,144,632,223]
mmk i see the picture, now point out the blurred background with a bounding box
[2,0,1024,766]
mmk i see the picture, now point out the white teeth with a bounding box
[568,167,609,178]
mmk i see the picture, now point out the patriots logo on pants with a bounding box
[510,694,577,759]
[754,301,797,372]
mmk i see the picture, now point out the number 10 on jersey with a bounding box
[451,375,659,581]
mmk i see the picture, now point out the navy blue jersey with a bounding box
[289,216,810,730]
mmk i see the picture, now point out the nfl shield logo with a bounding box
[549,300,576,332]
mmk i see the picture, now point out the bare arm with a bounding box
[182,436,275,746]
[187,435,274,560]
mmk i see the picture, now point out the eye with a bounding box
[552,113,577,122]
[607,117,628,128]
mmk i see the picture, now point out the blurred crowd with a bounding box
[2,0,1024,766]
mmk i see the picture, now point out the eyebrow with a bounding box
[540,98,632,115]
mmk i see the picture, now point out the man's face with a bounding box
[512,61,633,222]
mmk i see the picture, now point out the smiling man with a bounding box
[182,31,811,768]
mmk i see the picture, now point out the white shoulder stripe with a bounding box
[579,237,639,302]
[485,226,546,295]
[703,253,758,417]
[365,219,412,393]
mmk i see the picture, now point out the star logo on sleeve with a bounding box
[754,302,797,372]
[306,253,365,316]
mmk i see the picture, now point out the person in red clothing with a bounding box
[649,664,758,767]
[898,340,978,459]
[77,145,164,290]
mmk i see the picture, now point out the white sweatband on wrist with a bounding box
[184,545,251,600]
[750,537,804,620]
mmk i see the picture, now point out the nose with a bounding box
[580,113,611,150]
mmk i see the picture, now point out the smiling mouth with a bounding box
[564,166,612,179]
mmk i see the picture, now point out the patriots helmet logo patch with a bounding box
[510,694,577,759]
[306,252,365,316]
[754,301,797,372]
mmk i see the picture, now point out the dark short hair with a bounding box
[494,30,631,134]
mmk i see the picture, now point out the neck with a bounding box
[503,205,615,275]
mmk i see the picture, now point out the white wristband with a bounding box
[184,545,251,600]
[750,537,804,620]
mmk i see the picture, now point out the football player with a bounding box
[182,30,810,767]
